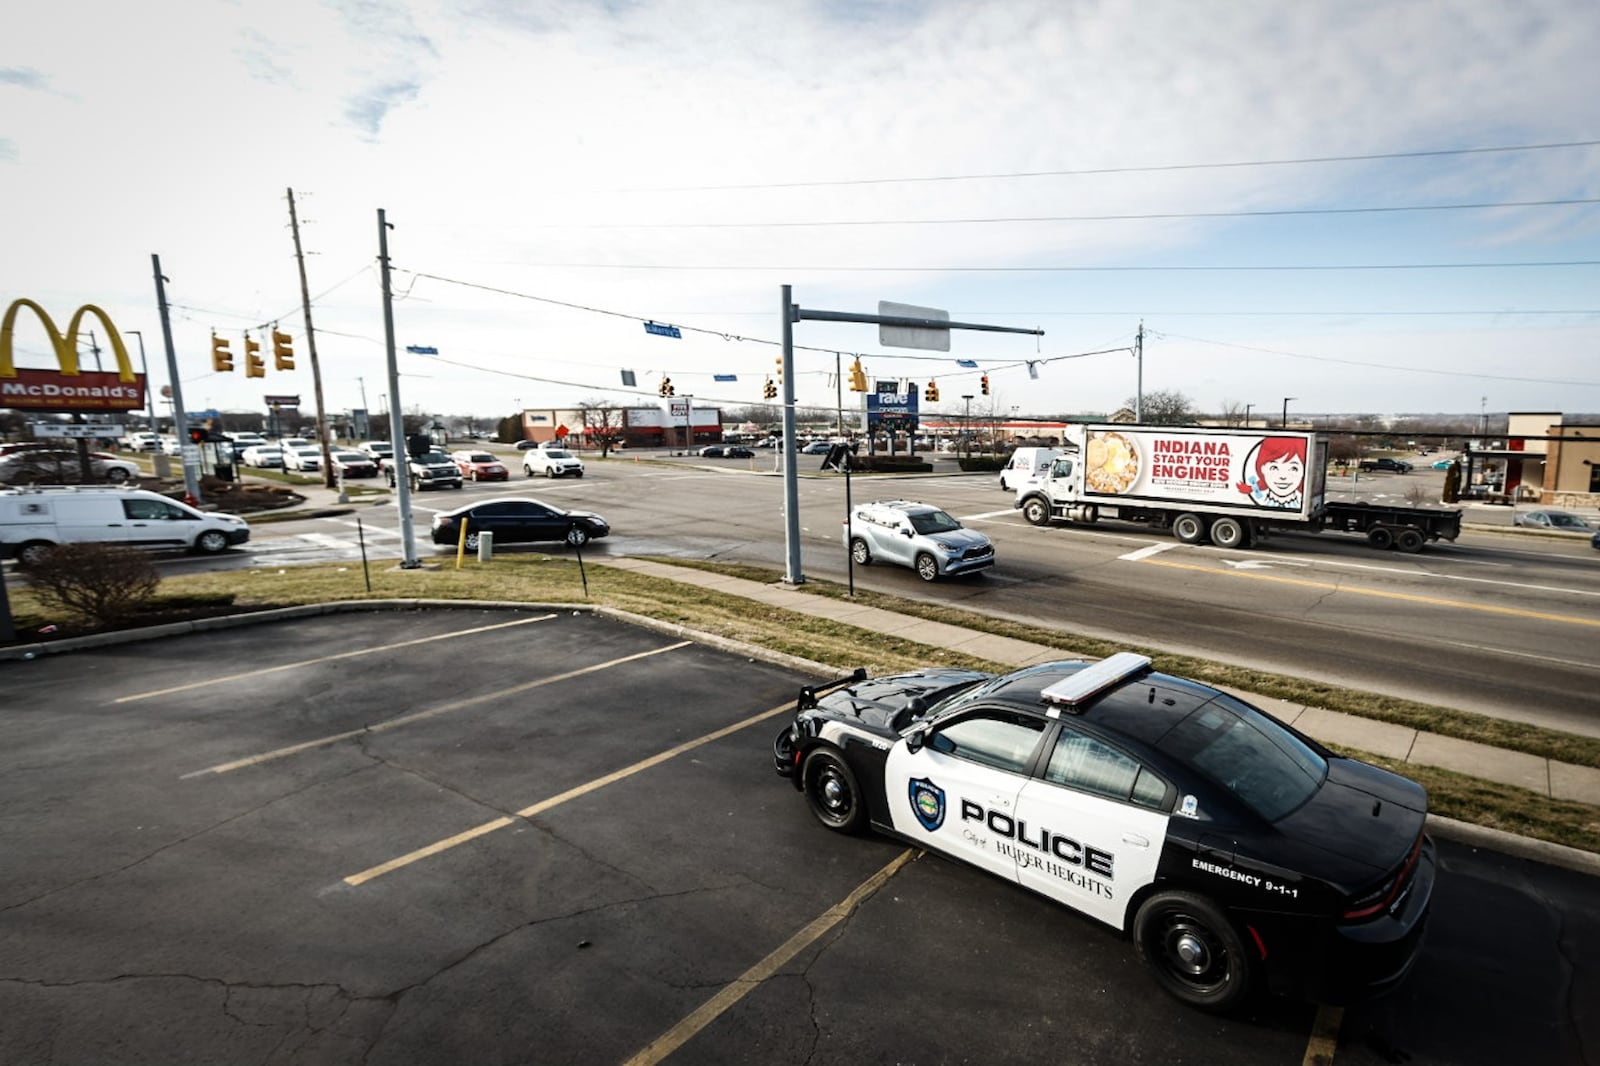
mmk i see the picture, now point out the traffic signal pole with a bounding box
[288,188,336,488]
[152,254,202,505]
[378,209,421,568]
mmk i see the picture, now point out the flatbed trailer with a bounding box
[1318,500,1461,552]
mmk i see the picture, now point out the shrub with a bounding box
[25,543,161,626]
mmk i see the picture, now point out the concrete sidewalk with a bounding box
[599,556,1600,810]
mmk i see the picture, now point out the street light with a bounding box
[1281,397,1295,429]
[1243,402,1253,428]
[125,329,156,432]
[962,394,974,456]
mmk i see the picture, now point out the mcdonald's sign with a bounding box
[0,299,147,412]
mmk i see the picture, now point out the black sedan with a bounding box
[773,653,1434,1012]
[430,498,610,549]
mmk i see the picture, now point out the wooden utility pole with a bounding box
[287,188,335,488]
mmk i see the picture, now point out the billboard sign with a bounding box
[865,380,919,432]
[0,299,146,412]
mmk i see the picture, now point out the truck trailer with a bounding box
[1013,424,1461,552]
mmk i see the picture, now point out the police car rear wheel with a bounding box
[1134,890,1252,1011]
[802,748,864,833]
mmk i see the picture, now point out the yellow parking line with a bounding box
[1302,1004,1344,1065]
[342,695,796,886]
[117,615,556,704]
[1140,558,1600,628]
[623,849,918,1066]
[183,641,691,778]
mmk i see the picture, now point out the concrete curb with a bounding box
[1427,815,1600,878]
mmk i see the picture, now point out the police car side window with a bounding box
[1045,728,1171,811]
[927,711,1046,774]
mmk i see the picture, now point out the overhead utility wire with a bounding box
[523,259,1600,273]
[638,139,1600,191]
[537,196,1600,230]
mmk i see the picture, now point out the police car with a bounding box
[772,653,1434,1011]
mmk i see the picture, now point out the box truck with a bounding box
[1014,424,1460,552]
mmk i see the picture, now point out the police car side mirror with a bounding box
[905,727,926,753]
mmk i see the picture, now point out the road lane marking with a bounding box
[959,508,1021,521]
[1302,1004,1344,1066]
[341,692,794,886]
[118,616,556,705]
[1119,543,1176,562]
[622,849,917,1066]
[1138,558,1600,628]
[182,640,690,779]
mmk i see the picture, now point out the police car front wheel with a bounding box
[802,748,865,834]
[1133,890,1254,1011]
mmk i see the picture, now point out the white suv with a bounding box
[842,499,995,581]
[523,448,584,478]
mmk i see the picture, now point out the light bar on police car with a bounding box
[1039,652,1152,710]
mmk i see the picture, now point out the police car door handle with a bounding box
[1122,833,1150,847]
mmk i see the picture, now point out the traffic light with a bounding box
[244,334,265,378]
[774,355,783,384]
[272,330,295,371]
[188,427,206,444]
[848,358,868,392]
[981,374,990,395]
[763,377,777,400]
[210,334,233,373]
[659,376,674,397]
[924,379,940,403]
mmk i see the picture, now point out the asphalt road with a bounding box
[0,609,1594,1064]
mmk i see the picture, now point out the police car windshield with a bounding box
[909,510,961,535]
[1158,695,1328,822]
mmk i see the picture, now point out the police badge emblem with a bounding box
[908,777,946,831]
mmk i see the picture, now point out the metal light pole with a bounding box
[1281,397,1295,429]
[125,329,157,432]
[1243,403,1253,428]
[962,394,974,456]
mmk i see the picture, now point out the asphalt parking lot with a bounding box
[1,609,1593,1065]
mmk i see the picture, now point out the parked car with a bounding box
[522,448,584,478]
[282,446,323,473]
[328,449,378,479]
[801,441,834,455]
[844,499,995,581]
[697,445,727,458]
[1430,458,1455,470]
[450,450,510,482]
[1,485,249,565]
[0,449,140,485]
[358,440,395,462]
[121,432,162,452]
[514,440,542,450]
[1513,509,1595,532]
[1358,457,1414,474]
[240,445,285,468]
[430,498,609,548]
[1593,528,1600,551]
[725,446,755,459]
[772,651,1434,1011]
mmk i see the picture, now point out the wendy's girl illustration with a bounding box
[1237,436,1307,509]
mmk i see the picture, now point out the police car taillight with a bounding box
[1342,830,1425,920]
[1040,652,1152,712]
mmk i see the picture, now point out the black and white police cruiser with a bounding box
[773,653,1434,1011]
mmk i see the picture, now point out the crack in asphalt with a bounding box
[0,763,378,917]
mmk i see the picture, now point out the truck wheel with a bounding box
[1172,513,1208,545]
[1396,528,1425,553]
[1367,527,1394,550]
[1022,497,1051,526]
[915,552,940,581]
[1134,890,1254,1012]
[17,541,56,567]
[1209,516,1249,549]
[195,530,230,554]
[850,537,871,566]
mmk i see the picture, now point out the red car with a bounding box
[450,450,509,482]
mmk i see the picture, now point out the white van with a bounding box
[999,447,1062,492]
[0,486,250,566]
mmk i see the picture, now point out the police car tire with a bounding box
[802,748,865,834]
[1133,890,1254,1011]
[850,538,872,566]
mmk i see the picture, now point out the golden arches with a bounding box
[0,299,137,381]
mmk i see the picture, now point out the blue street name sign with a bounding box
[405,345,439,354]
[643,322,682,339]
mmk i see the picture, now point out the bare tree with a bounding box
[579,399,627,457]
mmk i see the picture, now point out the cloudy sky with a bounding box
[4,0,1599,426]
